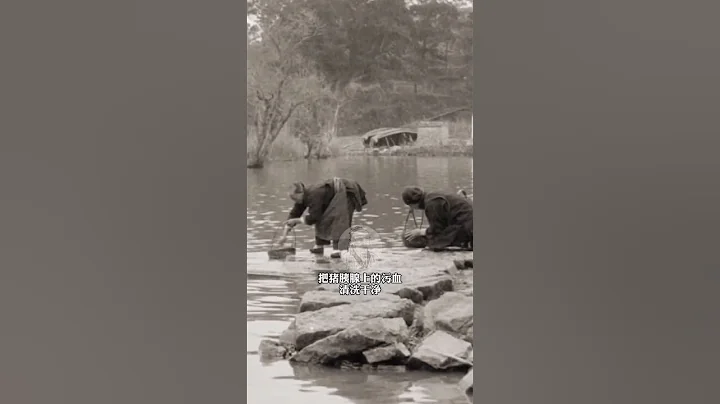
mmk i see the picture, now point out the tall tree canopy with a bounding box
[247,0,473,167]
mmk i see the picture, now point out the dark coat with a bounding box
[288,178,368,242]
[421,192,473,250]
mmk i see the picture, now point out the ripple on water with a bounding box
[256,296,295,304]
[247,361,353,403]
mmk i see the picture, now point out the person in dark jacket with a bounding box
[284,177,368,259]
[402,186,473,251]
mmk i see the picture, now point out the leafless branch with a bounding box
[279,101,305,129]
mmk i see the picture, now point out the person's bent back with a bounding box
[402,186,473,251]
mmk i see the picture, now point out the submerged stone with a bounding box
[258,339,288,360]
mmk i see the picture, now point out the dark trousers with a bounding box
[315,198,356,250]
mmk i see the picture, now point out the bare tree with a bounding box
[247,4,324,168]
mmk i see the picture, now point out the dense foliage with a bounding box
[247,0,472,167]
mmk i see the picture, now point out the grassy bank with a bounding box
[247,127,306,162]
[249,132,473,164]
[344,142,474,158]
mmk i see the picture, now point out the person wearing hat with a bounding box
[283,177,368,258]
[402,186,473,251]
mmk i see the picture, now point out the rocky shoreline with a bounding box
[258,256,474,401]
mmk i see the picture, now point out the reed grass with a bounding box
[247,126,307,163]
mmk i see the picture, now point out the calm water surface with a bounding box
[247,156,473,404]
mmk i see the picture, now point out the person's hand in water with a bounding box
[284,218,304,227]
[405,228,426,241]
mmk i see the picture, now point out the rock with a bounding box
[394,287,425,304]
[467,349,473,364]
[458,368,473,398]
[411,304,426,330]
[316,275,450,304]
[299,290,401,313]
[437,306,473,343]
[465,326,473,343]
[258,339,288,360]
[412,275,454,301]
[363,343,411,364]
[454,270,474,297]
[423,292,469,325]
[407,330,472,370]
[291,317,409,365]
[443,263,459,276]
[278,322,297,348]
[453,259,473,270]
[423,292,473,342]
[382,274,454,303]
[289,298,416,350]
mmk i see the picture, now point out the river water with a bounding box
[247,156,473,404]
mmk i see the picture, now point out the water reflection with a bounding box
[247,156,473,404]
[416,158,449,188]
[289,365,467,404]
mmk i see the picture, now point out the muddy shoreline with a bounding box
[258,254,474,400]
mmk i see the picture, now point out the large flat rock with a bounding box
[423,292,473,342]
[291,317,409,365]
[287,298,416,350]
[407,330,472,371]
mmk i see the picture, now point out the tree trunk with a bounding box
[249,90,304,168]
[247,158,264,169]
[328,100,342,138]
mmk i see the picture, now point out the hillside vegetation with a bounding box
[247,0,473,167]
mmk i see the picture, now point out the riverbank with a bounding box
[249,134,473,166]
[345,143,473,158]
[258,253,474,401]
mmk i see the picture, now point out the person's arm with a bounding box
[288,201,306,220]
[303,186,327,226]
[357,182,368,207]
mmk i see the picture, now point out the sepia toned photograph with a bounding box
[246,0,474,402]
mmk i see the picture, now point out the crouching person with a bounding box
[401,186,473,251]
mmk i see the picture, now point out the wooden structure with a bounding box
[415,121,450,146]
[361,127,418,148]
